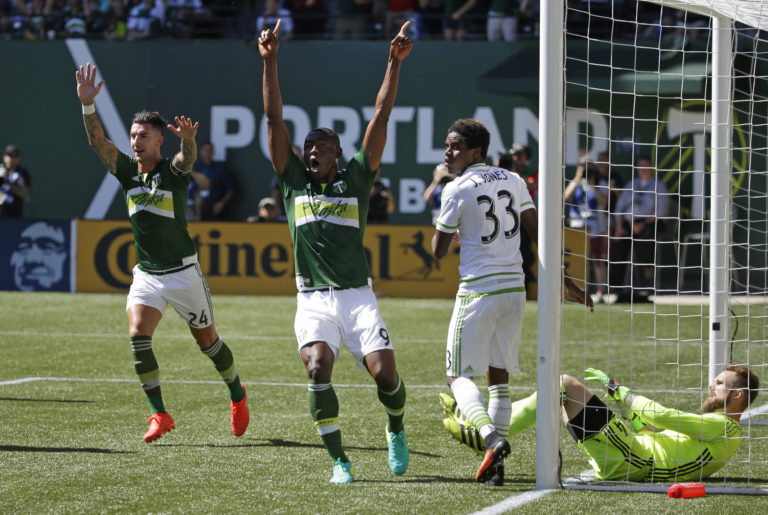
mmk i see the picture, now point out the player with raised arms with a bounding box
[75,62,250,443]
[257,19,413,483]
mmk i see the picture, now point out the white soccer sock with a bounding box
[451,377,495,439]
[488,384,512,438]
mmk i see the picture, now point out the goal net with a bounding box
[545,0,768,493]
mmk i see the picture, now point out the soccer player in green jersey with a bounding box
[75,62,249,443]
[257,19,412,483]
[440,365,759,482]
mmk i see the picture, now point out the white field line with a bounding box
[469,489,557,514]
[3,329,751,350]
[0,376,536,391]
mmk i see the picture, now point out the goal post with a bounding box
[538,0,768,493]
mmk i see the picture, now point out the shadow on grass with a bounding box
[160,438,442,457]
[0,397,94,403]
[354,474,536,485]
[0,444,133,454]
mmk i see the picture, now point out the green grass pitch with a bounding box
[1,291,767,513]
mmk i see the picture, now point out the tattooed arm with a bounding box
[167,116,199,173]
[76,62,119,172]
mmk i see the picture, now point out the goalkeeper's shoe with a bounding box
[143,412,175,443]
[442,417,485,455]
[439,392,471,423]
[385,426,410,475]
[329,458,355,484]
[485,460,505,487]
[231,386,249,437]
[476,432,510,483]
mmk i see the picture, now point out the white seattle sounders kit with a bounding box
[435,163,535,377]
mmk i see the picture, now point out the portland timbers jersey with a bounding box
[276,148,374,291]
[113,152,197,273]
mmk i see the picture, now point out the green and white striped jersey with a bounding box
[276,148,374,291]
[113,152,197,274]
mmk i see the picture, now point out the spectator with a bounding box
[418,0,443,39]
[194,141,235,221]
[564,157,608,303]
[185,167,210,222]
[101,0,128,40]
[247,196,283,222]
[487,0,525,42]
[126,0,164,40]
[382,0,420,39]
[287,0,327,37]
[333,0,371,40]
[0,144,31,218]
[368,170,395,224]
[443,0,474,41]
[612,155,670,301]
[423,163,454,225]
[256,0,293,39]
[165,0,205,38]
[52,0,93,38]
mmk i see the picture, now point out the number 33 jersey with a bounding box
[436,163,535,295]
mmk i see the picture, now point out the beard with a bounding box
[700,396,724,413]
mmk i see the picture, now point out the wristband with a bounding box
[82,103,96,115]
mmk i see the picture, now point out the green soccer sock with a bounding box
[308,382,349,463]
[131,335,165,414]
[508,392,538,437]
[201,338,245,402]
[377,375,406,434]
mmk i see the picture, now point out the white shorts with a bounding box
[446,291,525,377]
[126,263,214,329]
[294,286,392,370]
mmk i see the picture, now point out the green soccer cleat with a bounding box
[442,417,485,455]
[329,458,355,484]
[439,392,471,423]
[385,426,410,475]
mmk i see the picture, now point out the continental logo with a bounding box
[76,221,472,297]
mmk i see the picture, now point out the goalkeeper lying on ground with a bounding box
[440,365,759,482]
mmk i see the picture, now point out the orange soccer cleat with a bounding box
[231,386,250,437]
[143,412,175,443]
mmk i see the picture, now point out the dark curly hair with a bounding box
[448,119,490,159]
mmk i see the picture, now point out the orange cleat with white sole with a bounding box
[143,412,175,443]
[231,386,250,437]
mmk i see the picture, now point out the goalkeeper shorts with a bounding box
[567,394,615,442]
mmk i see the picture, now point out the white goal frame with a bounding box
[537,0,766,492]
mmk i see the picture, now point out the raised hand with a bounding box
[258,18,282,60]
[390,21,413,62]
[167,116,199,139]
[584,368,632,402]
[76,62,104,105]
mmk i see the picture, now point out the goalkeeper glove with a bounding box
[584,368,632,402]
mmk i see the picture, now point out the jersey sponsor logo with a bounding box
[126,186,175,219]
[294,194,360,228]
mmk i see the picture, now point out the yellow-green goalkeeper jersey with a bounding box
[276,148,374,291]
[584,394,741,482]
[113,152,197,274]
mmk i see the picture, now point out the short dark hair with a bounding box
[4,144,20,157]
[305,127,340,148]
[635,155,652,166]
[131,111,166,133]
[448,119,490,159]
[726,364,760,405]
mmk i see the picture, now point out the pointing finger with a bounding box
[274,18,282,36]
[398,20,411,36]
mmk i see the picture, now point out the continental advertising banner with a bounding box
[0,219,73,292]
[75,220,587,298]
[76,221,464,297]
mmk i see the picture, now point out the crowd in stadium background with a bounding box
[0,0,714,42]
